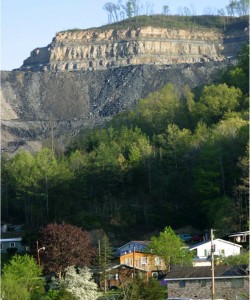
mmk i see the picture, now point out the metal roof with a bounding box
[0,237,22,242]
[189,238,242,250]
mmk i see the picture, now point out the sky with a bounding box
[1,0,230,71]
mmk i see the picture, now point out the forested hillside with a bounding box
[1,44,249,240]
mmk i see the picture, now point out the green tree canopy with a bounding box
[147,226,192,270]
[192,83,242,124]
[2,254,45,300]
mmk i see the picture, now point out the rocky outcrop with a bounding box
[1,61,234,155]
[2,21,248,155]
[20,26,244,72]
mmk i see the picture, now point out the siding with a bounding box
[167,277,249,300]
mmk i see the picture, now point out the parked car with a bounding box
[178,234,192,242]
[192,234,204,242]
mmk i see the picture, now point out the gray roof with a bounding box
[0,237,22,242]
[118,241,150,249]
[165,265,248,280]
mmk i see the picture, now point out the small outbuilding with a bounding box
[0,237,26,254]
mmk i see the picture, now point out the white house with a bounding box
[116,241,150,256]
[228,231,250,243]
[0,237,26,254]
[189,238,241,259]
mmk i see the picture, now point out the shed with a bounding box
[0,237,26,254]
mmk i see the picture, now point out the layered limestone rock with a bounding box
[21,27,227,71]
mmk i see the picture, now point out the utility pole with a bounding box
[133,246,135,279]
[211,228,215,300]
[98,240,101,289]
[36,241,45,268]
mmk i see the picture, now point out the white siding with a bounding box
[191,239,241,259]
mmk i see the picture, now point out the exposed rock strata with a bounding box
[2,23,248,155]
[20,26,245,71]
[2,61,233,155]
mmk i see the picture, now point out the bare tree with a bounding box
[183,6,191,16]
[189,2,197,15]
[162,5,170,15]
[103,2,119,23]
[144,1,154,15]
[226,0,237,16]
[203,6,217,15]
[217,8,226,30]
[235,0,249,16]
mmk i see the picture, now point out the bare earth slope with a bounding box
[1,21,248,155]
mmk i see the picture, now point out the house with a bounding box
[189,238,242,259]
[119,251,167,277]
[116,241,150,257]
[0,237,26,254]
[162,265,249,300]
[228,231,250,244]
[98,264,148,289]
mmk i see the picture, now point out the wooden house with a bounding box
[116,240,150,257]
[98,264,148,289]
[119,251,167,277]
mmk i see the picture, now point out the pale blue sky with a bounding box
[1,0,230,70]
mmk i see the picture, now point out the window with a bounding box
[108,273,118,280]
[220,249,225,256]
[154,256,162,266]
[124,258,133,266]
[179,280,186,288]
[204,249,211,257]
[9,242,15,248]
[141,257,148,265]
[152,272,158,278]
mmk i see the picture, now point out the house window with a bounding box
[179,280,186,288]
[220,249,225,256]
[154,256,162,266]
[231,278,244,288]
[108,273,118,280]
[9,242,15,248]
[124,258,133,266]
[141,257,148,265]
[204,249,211,257]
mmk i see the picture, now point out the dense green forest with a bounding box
[1,44,249,240]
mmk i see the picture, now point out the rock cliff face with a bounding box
[1,22,248,155]
[1,61,232,154]
[20,26,246,72]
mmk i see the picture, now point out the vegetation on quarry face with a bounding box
[2,44,249,240]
